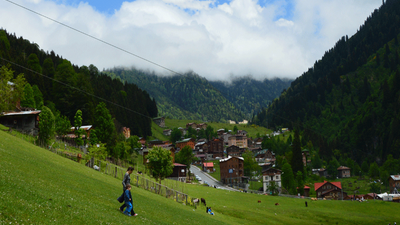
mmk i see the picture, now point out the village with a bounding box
[2,107,400,204]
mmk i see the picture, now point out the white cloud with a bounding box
[0,0,382,80]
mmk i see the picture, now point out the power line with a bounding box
[0,57,153,120]
[4,0,183,77]
[4,0,311,136]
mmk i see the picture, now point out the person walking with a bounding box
[118,167,136,215]
[122,185,137,216]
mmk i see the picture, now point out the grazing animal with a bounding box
[93,165,100,171]
[193,198,199,204]
[137,171,143,175]
[201,198,206,206]
[275,203,279,206]
[258,200,261,203]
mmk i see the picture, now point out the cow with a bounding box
[275,203,279,206]
[193,198,199,204]
[137,171,143,175]
[201,198,206,206]
[258,200,261,203]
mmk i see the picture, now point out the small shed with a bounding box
[203,162,214,172]
[297,185,310,197]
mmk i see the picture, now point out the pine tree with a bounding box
[291,129,303,175]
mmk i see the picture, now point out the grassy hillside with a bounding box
[150,118,271,141]
[2,130,400,224]
[164,119,272,138]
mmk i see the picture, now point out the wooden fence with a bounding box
[8,131,201,209]
[45,145,199,208]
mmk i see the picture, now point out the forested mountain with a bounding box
[0,29,156,137]
[106,68,291,122]
[254,0,400,165]
[209,77,292,118]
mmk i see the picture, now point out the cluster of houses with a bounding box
[3,112,400,201]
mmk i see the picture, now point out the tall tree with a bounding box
[291,129,303,175]
[368,162,380,179]
[20,83,35,109]
[127,135,141,154]
[0,65,25,112]
[94,102,116,151]
[74,110,84,147]
[175,145,195,180]
[38,106,55,146]
[327,158,340,178]
[54,110,71,137]
[169,128,182,144]
[242,150,261,178]
[32,85,43,110]
[281,162,295,194]
[296,171,304,196]
[146,146,174,187]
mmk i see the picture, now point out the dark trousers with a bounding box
[119,192,135,215]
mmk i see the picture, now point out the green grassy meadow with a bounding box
[163,119,271,139]
[1,130,400,224]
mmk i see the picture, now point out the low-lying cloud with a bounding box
[0,0,381,80]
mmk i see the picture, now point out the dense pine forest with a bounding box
[106,68,291,122]
[254,0,400,166]
[0,29,157,138]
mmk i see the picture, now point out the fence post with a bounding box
[176,191,178,202]
[166,187,168,198]
[115,166,117,178]
[185,194,188,205]
[99,160,101,172]
[137,175,139,187]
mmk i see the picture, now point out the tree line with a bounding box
[0,29,159,157]
[253,0,400,168]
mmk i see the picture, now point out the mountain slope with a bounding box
[209,77,292,118]
[107,68,246,122]
[107,68,291,122]
[254,0,400,164]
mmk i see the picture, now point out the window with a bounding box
[276,176,279,180]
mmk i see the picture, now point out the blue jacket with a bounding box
[124,189,131,203]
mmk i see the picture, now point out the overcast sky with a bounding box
[0,0,382,80]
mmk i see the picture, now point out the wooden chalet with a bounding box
[220,156,244,185]
[153,117,165,127]
[175,138,195,150]
[337,166,351,178]
[312,168,328,177]
[0,110,41,136]
[389,175,400,193]
[314,181,345,200]
[194,141,208,155]
[168,163,187,182]
[163,129,172,136]
[207,138,224,158]
[226,145,242,157]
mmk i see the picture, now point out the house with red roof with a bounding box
[314,181,346,200]
[203,162,214,172]
[297,185,310,197]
